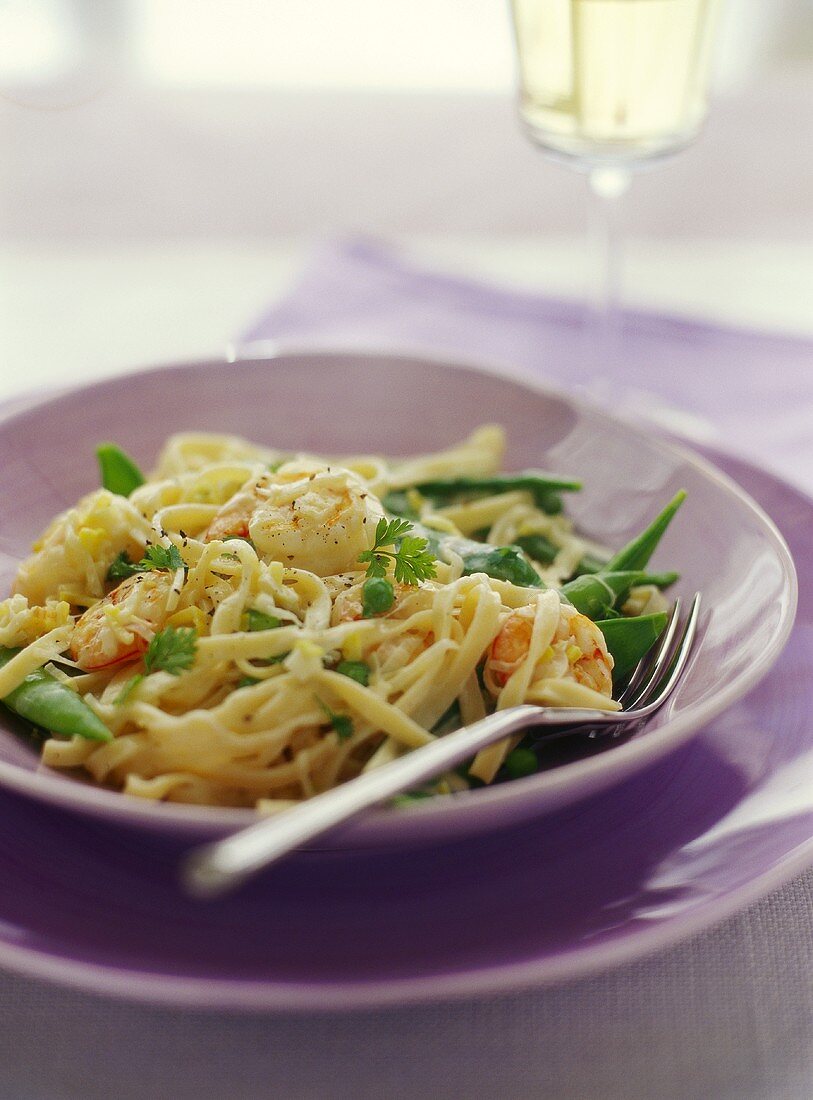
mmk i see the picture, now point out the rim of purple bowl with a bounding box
[0,806,811,1012]
[0,349,799,840]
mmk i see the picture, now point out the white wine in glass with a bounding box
[510,0,724,334]
[512,0,723,165]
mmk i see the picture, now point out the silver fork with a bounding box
[182,594,701,898]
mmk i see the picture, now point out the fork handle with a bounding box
[183,704,550,897]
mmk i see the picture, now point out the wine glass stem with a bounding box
[587,165,632,372]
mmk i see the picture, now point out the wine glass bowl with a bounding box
[510,0,723,169]
[509,0,725,349]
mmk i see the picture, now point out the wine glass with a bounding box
[509,0,724,351]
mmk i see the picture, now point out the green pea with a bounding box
[503,748,538,779]
[362,576,395,617]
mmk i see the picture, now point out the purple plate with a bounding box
[0,445,809,1008]
[0,353,797,844]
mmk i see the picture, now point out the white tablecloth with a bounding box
[0,870,809,1100]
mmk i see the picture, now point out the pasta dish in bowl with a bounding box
[0,351,796,842]
[1,425,680,810]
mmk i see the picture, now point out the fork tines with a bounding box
[621,593,701,717]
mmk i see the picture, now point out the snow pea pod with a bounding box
[393,522,679,613]
[382,491,421,521]
[398,524,543,589]
[561,569,678,620]
[567,551,608,576]
[605,491,686,573]
[96,442,145,497]
[561,571,648,620]
[513,534,610,579]
[412,472,582,512]
[457,544,544,588]
[512,532,559,565]
[0,648,112,742]
[594,613,668,682]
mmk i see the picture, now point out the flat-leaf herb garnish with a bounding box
[107,544,186,581]
[316,697,354,740]
[244,609,281,632]
[358,517,436,586]
[144,627,198,676]
[336,660,370,686]
[114,624,198,703]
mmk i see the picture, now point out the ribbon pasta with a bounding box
[2,427,619,808]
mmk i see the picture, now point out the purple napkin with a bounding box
[243,238,813,492]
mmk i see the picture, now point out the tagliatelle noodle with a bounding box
[3,426,621,808]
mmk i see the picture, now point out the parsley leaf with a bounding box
[369,516,413,548]
[357,517,436,586]
[316,697,354,740]
[330,713,353,740]
[107,551,142,581]
[336,660,370,686]
[244,609,281,632]
[391,535,436,585]
[142,544,185,572]
[106,544,185,582]
[144,627,197,676]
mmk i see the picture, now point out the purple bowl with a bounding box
[0,351,797,843]
[0,444,809,1008]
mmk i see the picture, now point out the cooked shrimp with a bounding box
[329,579,435,682]
[330,581,367,625]
[484,602,613,698]
[203,483,260,542]
[205,461,385,576]
[69,572,175,670]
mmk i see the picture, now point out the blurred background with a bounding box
[1,0,811,392]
